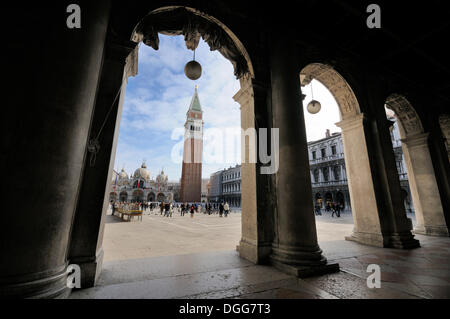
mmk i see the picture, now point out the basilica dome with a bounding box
[156,170,168,184]
[118,168,129,185]
[133,162,150,180]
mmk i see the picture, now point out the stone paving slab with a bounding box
[70,212,450,299]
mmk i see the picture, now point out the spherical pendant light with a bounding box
[184,60,202,80]
[307,100,322,114]
[184,49,202,80]
[306,81,321,114]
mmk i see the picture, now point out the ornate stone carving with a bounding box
[300,63,360,117]
[133,7,250,79]
[385,94,424,137]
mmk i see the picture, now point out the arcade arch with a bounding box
[300,63,386,246]
[385,94,448,236]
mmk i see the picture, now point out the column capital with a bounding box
[401,132,429,148]
[335,113,366,131]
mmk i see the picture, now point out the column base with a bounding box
[270,258,339,278]
[0,264,70,299]
[346,231,420,249]
[270,244,327,266]
[69,248,104,289]
[414,225,450,237]
[345,231,385,247]
[384,232,421,249]
[237,238,272,264]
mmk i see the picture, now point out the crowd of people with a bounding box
[110,201,234,219]
[314,202,343,218]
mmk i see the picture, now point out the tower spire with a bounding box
[188,85,202,112]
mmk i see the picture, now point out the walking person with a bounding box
[335,203,341,218]
[164,202,170,217]
[190,204,195,218]
[219,202,224,217]
[160,202,164,215]
[331,203,337,218]
[224,202,230,217]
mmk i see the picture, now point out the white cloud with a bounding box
[114,35,340,180]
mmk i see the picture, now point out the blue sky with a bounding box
[114,34,340,181]
[114,35,241,181]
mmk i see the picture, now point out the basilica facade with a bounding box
[109,163,180,203]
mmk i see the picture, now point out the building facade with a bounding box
[309,120,415,214]
[221,165,242,208]
[208,165,242,208]
[180,86,204,202]
[308,130,351,211]
[208,170,223,203]
[109,163,179,203]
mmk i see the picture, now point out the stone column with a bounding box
[0,1,110,298]
[68,37,137,288]
[401,133,449,236]
[337,114,420,248]
[234,74,273,263]
[268,34,338,277]
[337,114,385,246]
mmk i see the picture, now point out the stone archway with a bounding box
[147,192,156,202]
[120,191,128,202]
[157,193,165,202]
[132,189,144,202]
[336,192,345,209]
[123,6,263,264]
[386,94,448,236]
[300,63,387,247]
[67,4,266,293]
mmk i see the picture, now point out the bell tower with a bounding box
[180,86,204,202]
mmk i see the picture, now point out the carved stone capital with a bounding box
[401,132,430,148]
[336,113,366,132]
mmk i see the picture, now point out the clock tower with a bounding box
[180,86,204,202]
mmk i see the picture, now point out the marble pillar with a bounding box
[401,133,449,236]
[268,34,338,277]
[0,1,110,298]
[68,37,138,288]
[234,74,273,263]
[337,114,385,246]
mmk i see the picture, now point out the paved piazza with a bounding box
[103,208,243,262]
[71,211,450,299]
[103,209,358,262]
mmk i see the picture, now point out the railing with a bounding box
[309,153,345,165]
[312,180,348,187]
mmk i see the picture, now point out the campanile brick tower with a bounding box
[180,86,204,202]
